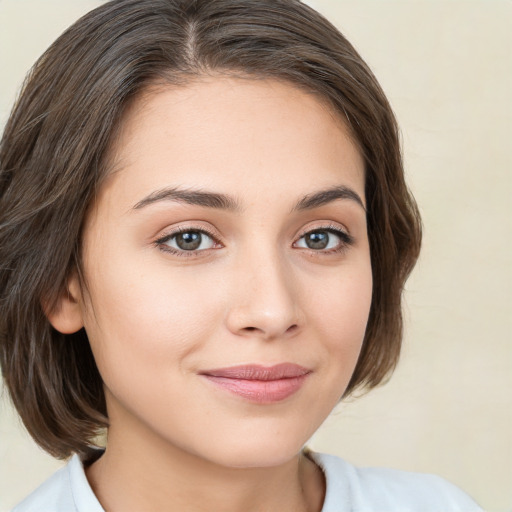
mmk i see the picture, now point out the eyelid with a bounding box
[296,221,351,240]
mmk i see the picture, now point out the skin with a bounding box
[49,76,372,512]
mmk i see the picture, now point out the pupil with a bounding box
[306,231,329,249]
[176,231,202,250]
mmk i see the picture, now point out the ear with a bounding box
[44,273,84,334]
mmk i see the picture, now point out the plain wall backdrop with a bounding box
[0,1,510,511]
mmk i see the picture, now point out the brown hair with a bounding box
[0,0,421,459]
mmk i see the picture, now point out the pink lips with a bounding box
[200,363,311,404]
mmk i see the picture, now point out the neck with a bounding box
[85,420,325,512]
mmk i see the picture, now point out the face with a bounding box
[73,77,372,468]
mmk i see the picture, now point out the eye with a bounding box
[155,227,219,256]
[294,226,353,253]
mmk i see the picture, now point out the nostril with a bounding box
[242,324,299,336]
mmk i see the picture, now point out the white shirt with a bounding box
[12,451,483,512]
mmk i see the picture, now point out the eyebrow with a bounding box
[292,185,365,213]
[133,187,242,212]
[132,185,365,213]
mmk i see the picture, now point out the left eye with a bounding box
[294,229,346,251]
[159,230,216,252]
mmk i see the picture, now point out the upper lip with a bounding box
[200,363,311,381]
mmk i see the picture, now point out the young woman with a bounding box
[0,1,483,510]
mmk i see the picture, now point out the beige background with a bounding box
[0,1,510,511]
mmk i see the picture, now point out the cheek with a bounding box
[310,262,372,340]
[305,259,373,387]
[81,254,222,381]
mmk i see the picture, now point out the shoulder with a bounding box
[308,451,484,512]
[11,454,103,512]
[11,462,74,512]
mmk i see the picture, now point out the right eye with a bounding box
[155,227,220,256]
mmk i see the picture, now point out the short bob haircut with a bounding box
[0,0,421,459]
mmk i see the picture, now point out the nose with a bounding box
[224,246,304,341]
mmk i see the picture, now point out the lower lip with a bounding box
[202,374,309,403]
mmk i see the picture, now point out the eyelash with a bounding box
[154,223,354,258]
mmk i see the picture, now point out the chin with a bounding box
[197,429,309,469]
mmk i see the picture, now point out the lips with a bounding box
[201,363,310,380]
[199,363,311,403]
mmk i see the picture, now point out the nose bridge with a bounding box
[225,235,303,340]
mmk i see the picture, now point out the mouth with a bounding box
[199,363,311,404]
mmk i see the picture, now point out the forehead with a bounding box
[101,76,365,211]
